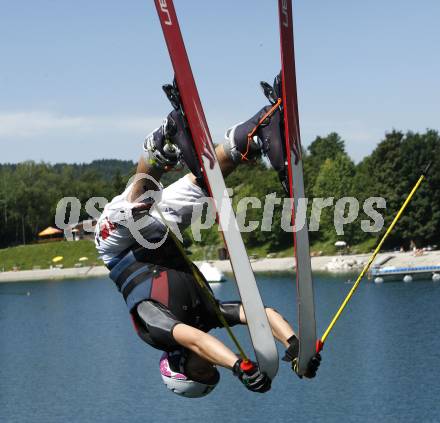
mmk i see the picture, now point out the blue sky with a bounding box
[0,0,439,164]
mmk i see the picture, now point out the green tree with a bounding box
[353,130,440,249]
[303,132,346,196]
[312,154,357,245]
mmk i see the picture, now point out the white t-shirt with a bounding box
[95,174,206,265]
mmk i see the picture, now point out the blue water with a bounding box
[1,274,440,423]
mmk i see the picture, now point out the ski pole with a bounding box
[316,162,432,353]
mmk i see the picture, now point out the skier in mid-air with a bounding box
[95,78,321,397]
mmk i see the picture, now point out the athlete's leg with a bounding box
[203,299,295,348]
[213,300,295,347]
[132,282,239,371]
[236,305,323,381]
[172,323,237,370]
[134,300,223,386]
[238,305,295,348]
[133,300,182,351]
[186,143,237,186]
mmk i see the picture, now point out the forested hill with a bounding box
[0,158,187,248]
[0,129,439,252]
[54,159,137,182]
[0,159,136,182]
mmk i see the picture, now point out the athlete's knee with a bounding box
[133,300,181,351]
[265,306,277,315]
[219,301,243,326]
[130,306,152,344]
[265,306,289,323]
[235,305,282,325]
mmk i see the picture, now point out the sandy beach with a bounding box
[1,250,439,283]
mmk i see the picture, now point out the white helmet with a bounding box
[159,351,218,398]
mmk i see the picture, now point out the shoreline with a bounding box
[1,250,439,283]
[207,250,440,274]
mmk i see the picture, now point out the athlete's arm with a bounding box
[187,144,237,185]
[128,118,180,204]
[215,144,237,177]
[128,157,164,204]
[172,323,237,369]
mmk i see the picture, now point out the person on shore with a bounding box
[94,81,321,397]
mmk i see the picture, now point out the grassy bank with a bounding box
[0,240,101,272]
[1,236,379,272]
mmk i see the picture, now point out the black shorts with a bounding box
[130,268,243,352]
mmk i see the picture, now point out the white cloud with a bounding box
[0,111,161,138]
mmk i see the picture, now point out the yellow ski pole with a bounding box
[316,162,432,353]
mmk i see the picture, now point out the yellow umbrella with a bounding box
[52,256,63,263]
[39,226,63,237]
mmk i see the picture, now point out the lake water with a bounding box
[1,273,440,423]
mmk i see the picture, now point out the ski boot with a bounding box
[224,73,290,194]
[162,79,205,189]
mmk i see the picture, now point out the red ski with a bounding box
[154,0,278,379]
[278,0,317,376]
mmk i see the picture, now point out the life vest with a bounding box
[109,250,156,311]
[108,236,190,312]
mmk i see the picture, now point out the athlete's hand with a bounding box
[282,334,321,379]
[232,359,271,393]
[303,353,321,379]
[282,334,299,363]
[143,117,182,171]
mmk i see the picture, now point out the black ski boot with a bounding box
[224,73,290,194]
[162,79,205,189]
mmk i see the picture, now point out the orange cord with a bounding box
[241,98,282,161]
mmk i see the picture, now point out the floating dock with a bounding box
[370,265,440,283]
